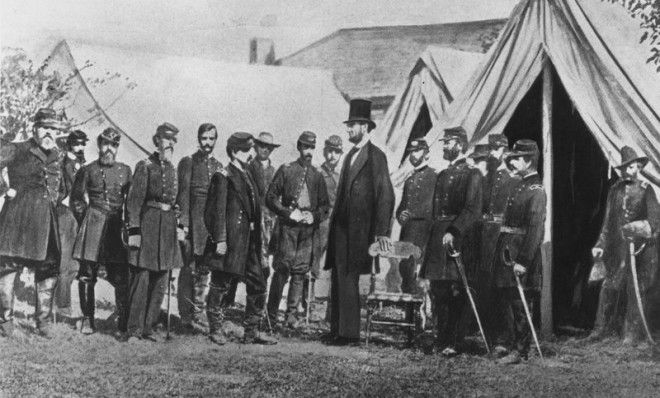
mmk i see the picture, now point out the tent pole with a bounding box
[541,62,554,338]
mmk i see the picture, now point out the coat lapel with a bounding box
[29,140,48,164]
[348,143,369,187]
[228,163,253,216]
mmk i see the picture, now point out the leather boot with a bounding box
[191,270,210,330]
[207,282,227,340]
[244,293,277,345]
[114,283,129,335]
[78,281,96,335]
[36,277,58,337]
[0,272,16,338]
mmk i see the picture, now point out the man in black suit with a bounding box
[324,99,395,344]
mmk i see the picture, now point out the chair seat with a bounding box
[367,292,424,303]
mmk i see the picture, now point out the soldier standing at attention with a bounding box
[71,128,132,337]
[176,123,223,333]
[125,123,185,342]
[266,131,330,328]
[395,138,436,294]
[419,126,483,357]
[492,140,546,364]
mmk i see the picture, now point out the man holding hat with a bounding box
[305,134,343,313]
[204,132,277,345]
[419,126,483,356]
[396,138,436,294]
[125,122,184,342]
[265,131,330,329]
[176,123,223,333]
[54,129,89,321]
[0,108,68,337]
[590,146,659,346]
[71,127,132,336]
[492,139,546,364]
[325,99,395,345]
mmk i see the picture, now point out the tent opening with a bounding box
[400,101,433,165]
[502,64,610,332]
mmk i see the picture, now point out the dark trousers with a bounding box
[177,255,211,325]
[267,270,305,322]
[430,280,466,348]
[206,270,267,334]
[495,287,532,355]
[399,257,419,294]
[329,267,361,339]
[78,261,130,332]
[127,266,168,337]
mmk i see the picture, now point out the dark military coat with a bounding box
[247,158,276,207]
[0,139,63,261]
[320,162,340,208]
[492,172,546,289]
[57,153,85,272]
[177,150,223,256]
[311,162,340,273]
[594,178,660,291]
[126,152,182,271]
[421,158,483,281]
[204,162,262,275]
[71,159,132,263]
[396,164,436,251]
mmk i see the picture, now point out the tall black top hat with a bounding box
[344,99,376,130]
[616,146,648,169]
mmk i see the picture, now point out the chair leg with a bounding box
[406,303,414,345]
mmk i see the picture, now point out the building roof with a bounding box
[277,19,507,108]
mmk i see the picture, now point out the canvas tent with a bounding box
[419,0,660,333]
[44,41,348,168]
[374,46,483,171]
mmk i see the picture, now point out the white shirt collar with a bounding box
[497,161,509,171]
[522,171,539,180]
[260,159,270,168]
[231,159,244,171]
[67,151,78,161]
[353,135,370,150]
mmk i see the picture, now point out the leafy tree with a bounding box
[605,0,660,69]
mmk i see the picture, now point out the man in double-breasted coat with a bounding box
[0,108,67,337]
[266,131,330,328]
[325,99,395,344]
[125,122,184,342]
[420,127,483,357]
[71,128,131,336]
[590,146,659,345]
[204,132,277,345]
[176,123,223,332]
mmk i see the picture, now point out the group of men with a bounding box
[0,99,656,362]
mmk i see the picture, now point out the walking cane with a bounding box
[166,269,172,340]
[306,271,312,325]
[503,248,543,359]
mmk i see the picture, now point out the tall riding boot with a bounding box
[285,274,305,328]
[191,270,211,329]
[244,293,277,345]
[78,281,96,334]
[207,282,228,345]
[0,272,17,337]
[36,277,58,337]
[114,283,129,334]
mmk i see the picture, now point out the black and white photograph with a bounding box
[1,0,660,396]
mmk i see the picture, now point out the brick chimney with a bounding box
[249,38,275,65]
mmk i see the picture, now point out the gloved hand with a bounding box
[290,208,304,222]
[5,188,16,199]
[128,235,141,248]
[215,241,227,255]
[513,263,527,276]
[398,210,411,225]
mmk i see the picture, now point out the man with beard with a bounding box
[204,132,277,345]
[589,146,659,346]
[176,123,223,333]
[125,123,184,342]
[71,128,131,337]
[395,139,436,294]
[325,99,395,345]
[479,135,520,354]
[492,139,546,364]
[0,108,67,337]
[419,127,483,357]
[304,135,343,314]
[266,131,330,329]
[54,129,88,322]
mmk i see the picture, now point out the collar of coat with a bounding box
[28,138,60,164]
[321,161,338,174]
[149,151,173,166]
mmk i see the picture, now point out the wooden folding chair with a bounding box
[365,241,423,346]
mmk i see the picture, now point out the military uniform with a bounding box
[0,115,66,334]
[421,156,483,348]
[492,149,546,357]
[126,149,183,338]
[71,154,132,333]
[266,152,330,325]
[396,164,436,293]
[247,158,276,261]
[176,150,223,327]
[592,148,659,342]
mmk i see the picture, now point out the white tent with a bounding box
[45,41,349,168]
[374,46,483,171]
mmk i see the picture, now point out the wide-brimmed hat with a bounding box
[324,135,343,153]
[99,127,121,144]
[344,99,376,130]
[32,107,68,131]
[298,131,317,148]
[488,134,508,149]
[227,132,255,151]
[153,122,179,143]
[616,146,648,169]
[405,138,429,153]
[468,144,490,161]
[254,131,280,148]
[438,126,467,143]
